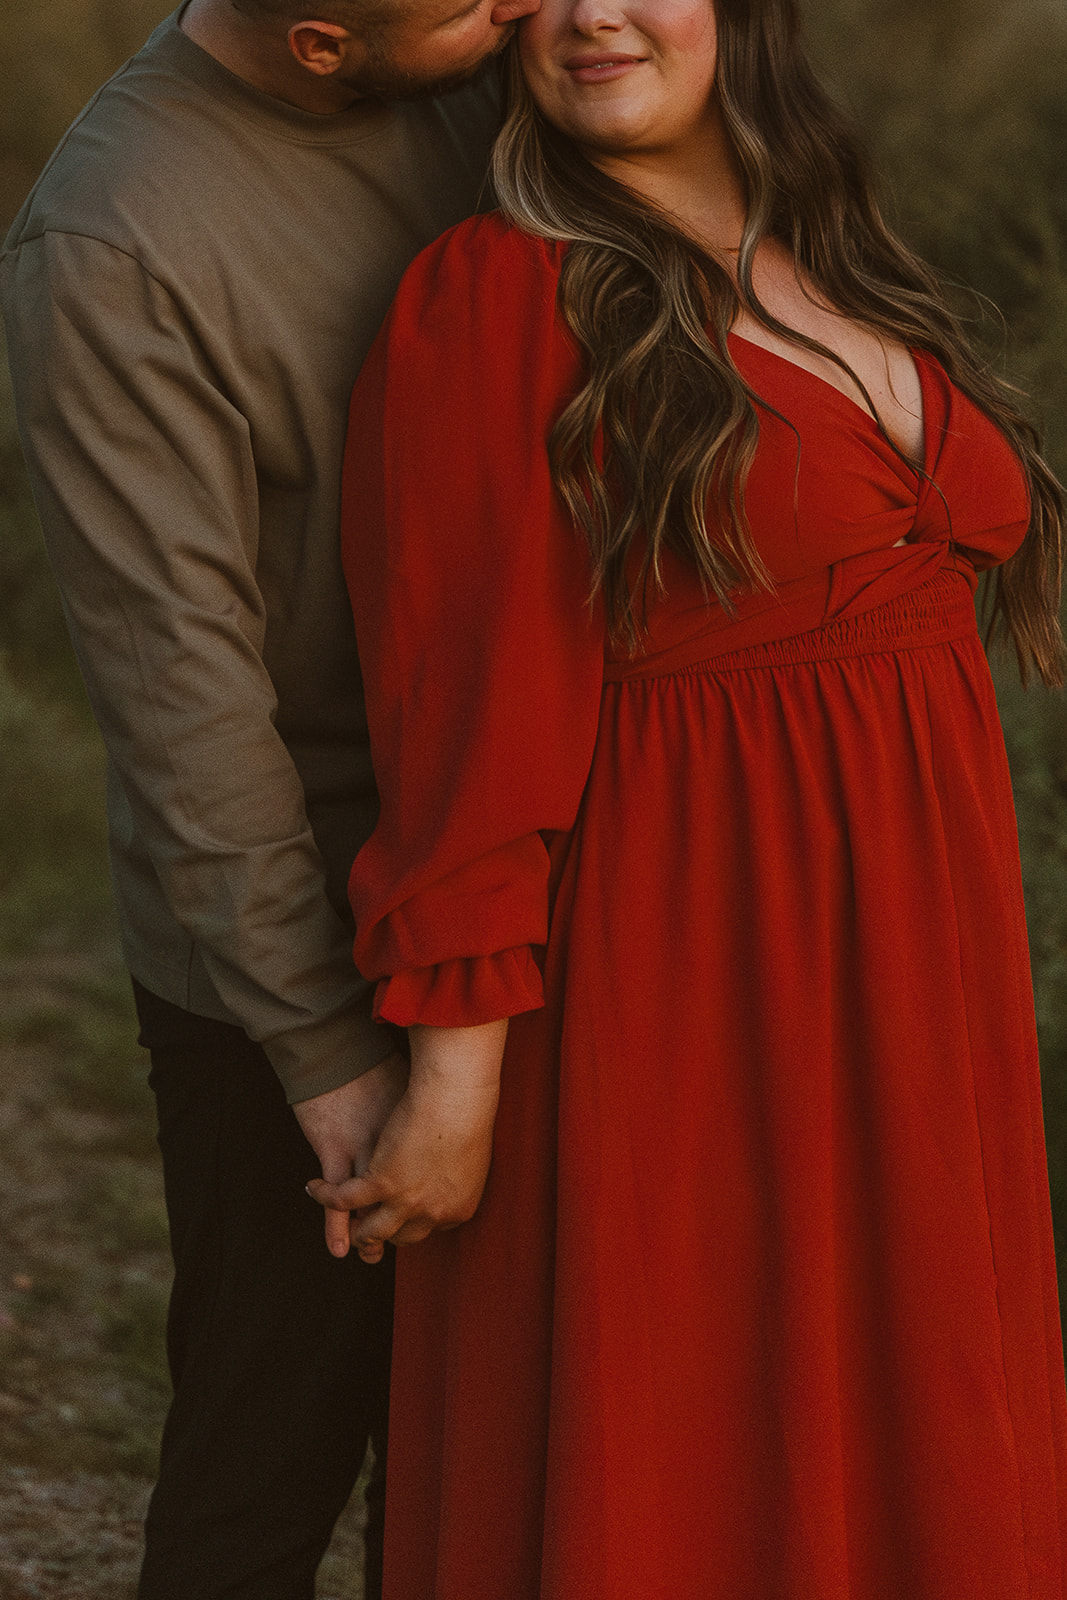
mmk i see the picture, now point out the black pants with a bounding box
[133,982,394,1600]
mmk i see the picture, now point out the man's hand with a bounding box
[293,1050,409,1257]
[307,1019,506,1264]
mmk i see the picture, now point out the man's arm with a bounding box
[3,230,383,1131]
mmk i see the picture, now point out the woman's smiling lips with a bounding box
[562,52,647,84]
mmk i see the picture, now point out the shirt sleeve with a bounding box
[342,217,605,1028]
[2,231,389,1103]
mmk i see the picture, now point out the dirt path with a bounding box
[0,948,363,1599]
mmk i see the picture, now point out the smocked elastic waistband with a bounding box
[603,567,979,682]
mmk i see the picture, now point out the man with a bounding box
[1,0,536,1593]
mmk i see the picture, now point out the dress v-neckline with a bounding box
[727,330,928,474]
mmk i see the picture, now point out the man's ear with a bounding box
[288,20,353,76]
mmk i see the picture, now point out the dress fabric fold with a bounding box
[341,213,1067,1599]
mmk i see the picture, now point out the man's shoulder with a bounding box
[4,12,210,255]
[4,19,500,270]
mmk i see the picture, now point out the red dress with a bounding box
[341,213,1067,1599]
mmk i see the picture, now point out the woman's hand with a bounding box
[306,1019,507,1263]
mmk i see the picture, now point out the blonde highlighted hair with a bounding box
[492,0,1064,683]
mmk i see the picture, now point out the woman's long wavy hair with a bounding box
[491,0,1065,683]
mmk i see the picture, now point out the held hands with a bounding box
[307,1019,508,1264]
[293,1050,409,1258]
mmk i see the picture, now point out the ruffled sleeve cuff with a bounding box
[372,945,545,1028]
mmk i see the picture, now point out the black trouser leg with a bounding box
[133,983,393,1600]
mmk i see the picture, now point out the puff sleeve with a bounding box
[341,216,605,1027]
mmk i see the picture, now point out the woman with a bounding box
[313,0,1067,1593]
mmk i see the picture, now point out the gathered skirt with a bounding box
[383,569,1067,1599]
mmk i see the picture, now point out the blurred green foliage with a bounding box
[808,0,1067,459]
[0,667,113,948]
[806,0,1067,1289]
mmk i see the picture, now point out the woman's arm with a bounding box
[341,218,602,1024]
[308,1020,508,1261]
[312,218,602,1252]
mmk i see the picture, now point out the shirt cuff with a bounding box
[264,999,398,1104]
[373,946,545,1028]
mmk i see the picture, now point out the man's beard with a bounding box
[339,23,512,102]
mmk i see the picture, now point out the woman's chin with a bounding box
[544,110,655,162]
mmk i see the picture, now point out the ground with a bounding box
[0,947,366,1600]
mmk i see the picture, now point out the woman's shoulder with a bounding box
[363,211,582,410]
[393,211,567,314]
[419,209,565,267]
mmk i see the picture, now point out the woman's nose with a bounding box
[566,0,627,33]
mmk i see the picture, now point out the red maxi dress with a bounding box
[341,213,1067,1600]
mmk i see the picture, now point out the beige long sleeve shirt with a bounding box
[1,11,501,1101]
